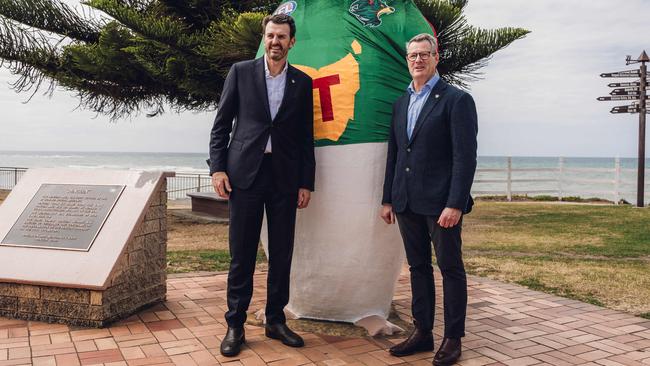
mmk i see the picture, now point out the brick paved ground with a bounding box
[1,268,649,366]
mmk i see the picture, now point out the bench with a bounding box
[186,192,229,218]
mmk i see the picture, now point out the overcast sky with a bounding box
[0,0,649,157]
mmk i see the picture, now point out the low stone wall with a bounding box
[0,182,168,327]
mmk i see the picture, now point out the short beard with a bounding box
[268,49,286,61]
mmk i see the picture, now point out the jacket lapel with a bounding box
[254,57,272,123]
[273,65,296,123]
[397,94,410,145]
[408,80,447,145]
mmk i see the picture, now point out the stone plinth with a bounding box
[0,169,172,327]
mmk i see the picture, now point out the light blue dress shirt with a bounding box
[264,56,288,153]
[407,73,440,140]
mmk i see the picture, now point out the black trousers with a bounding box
[396,208,467,338]
[225,155,297,327]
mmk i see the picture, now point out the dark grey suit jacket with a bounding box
[209,58,315,193]
[382,79,478,215]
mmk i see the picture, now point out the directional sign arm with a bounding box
[598,95,642,101]
[608,81,650,87]
[610,88,641,96]
[611,105,640,114]
[601,70,644,78]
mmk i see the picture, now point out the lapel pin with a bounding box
[435,94,440,98]
[291,79,295,84]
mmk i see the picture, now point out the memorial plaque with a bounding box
[1,184,125,251]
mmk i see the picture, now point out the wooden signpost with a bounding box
[598,51,648,207]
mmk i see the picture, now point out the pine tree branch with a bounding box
[86,0,196,49]
[439,26,530,88]
[0,17,61,95]
[414,0,469,50]
[0,0,529,119]
[199,12,264,76]
[0,0,101,43]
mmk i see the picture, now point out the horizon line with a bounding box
[0,149,646,160]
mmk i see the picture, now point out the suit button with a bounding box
[407,148,411,153]
[405,167,410,172]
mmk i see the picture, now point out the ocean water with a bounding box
[0,151,209,173]
[1,151,649,203]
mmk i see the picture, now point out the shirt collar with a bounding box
[264,55,288,79]
[407,72,440,95]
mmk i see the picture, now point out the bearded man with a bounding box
[209,13,315,357]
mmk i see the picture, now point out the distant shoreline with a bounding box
[0,150,646,160]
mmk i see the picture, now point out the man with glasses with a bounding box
[380,33,478,366]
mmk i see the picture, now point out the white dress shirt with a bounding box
[264,56,288,153]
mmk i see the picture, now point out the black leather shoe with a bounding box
[389,327,434,357]
[265,323,304,347]
[433,337,461,366]
[220,327,245,357]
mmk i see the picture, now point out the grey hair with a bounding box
[406,33,438,53]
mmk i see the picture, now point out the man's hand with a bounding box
[211,172,232,199]
[297,188,311,209]
[438,207,462,228]
[380,204,395,224]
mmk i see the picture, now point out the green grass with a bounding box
[515,277,605,307]
[167,249,267,274]
[475,194,613,203]
[464,202,650,258]
[463,202,650,316]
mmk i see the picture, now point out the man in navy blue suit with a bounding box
[381,33,478,366]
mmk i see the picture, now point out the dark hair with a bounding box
[262,14,296,39]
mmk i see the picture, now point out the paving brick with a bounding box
[2,270,650,365]
[577,350,614,362]
[502,356,540,366]
[31,342,76,357]
[147,320,184,333]
[32,356,56,366]
[77,349,124,365]
[55,353,81,366]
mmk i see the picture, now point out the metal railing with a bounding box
[2,158,649,204]
[0,167,27,190]
[167,173,213,200]
[471,157,649,204]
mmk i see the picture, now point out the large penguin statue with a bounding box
[260,0,437,335]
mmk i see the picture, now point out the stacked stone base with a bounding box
[0,182,168,327]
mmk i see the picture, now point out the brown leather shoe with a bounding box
[389,328,434,357]
[433,337,461,365]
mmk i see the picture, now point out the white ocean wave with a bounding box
[63,164,208,174]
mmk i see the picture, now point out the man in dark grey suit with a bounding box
[381,33,478,366]
[209,14,315,357]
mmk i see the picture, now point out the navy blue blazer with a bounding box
[382,79,478,215]
[209,58,315,193]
